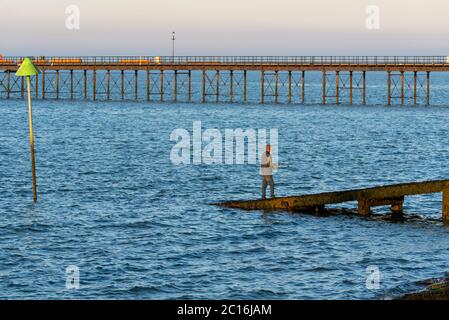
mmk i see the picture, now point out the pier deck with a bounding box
[1,56,449,105]
[216,180,449,223]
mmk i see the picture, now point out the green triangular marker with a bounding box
[16,58,40,77]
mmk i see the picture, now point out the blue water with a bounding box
[1,73,449,299]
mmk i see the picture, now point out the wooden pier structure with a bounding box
[1,56,449,105]
[216,180,449,224]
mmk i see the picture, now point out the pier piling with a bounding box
[70,70,74,99]
[301,71,305,103]
[1,56,446,105]
[41,70,45,99]
[322,70,326,105]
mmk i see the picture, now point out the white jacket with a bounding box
[260,153,273,176]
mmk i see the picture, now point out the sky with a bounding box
[2,0,449,55]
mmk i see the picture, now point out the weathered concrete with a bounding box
[216,180,449,222]
[357,195,404,216]
[443,189,449,224]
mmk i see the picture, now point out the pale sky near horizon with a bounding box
[2,0,449,55]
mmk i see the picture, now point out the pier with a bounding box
[216,180,449,224]
[1,56,449,105]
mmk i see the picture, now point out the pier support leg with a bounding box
[230,70,233,102]
[349,71,353,105]
[362,71,366,105]
[302,71,305,104]
[275,70,279,103]
[107,70,111,100]
[134,70,138,100]
[21,76,24,99]
[358,195,371,216]
[160,70,164,102]
[400,71,405,106]
[216,70,220,103]
[93,69,96,101]
[56,70,59,99]
[202,70,206,103]
[83,70,87,100]
[390,197,404,219]
[387,71,391,106]
[70,70,74,100]
[358,195,405,217]
[426,71,430,106]
[188,70,192,102]
[146,70,150,101]
[414,71,417,105]
[443,189,449,224]
[335,70,340,105]
[261,70,265,104]
[322,70,326,105]
[121,70,125,100]
[173,70,177,102]
[244,70,247,103]
[6,71,10,99]
[288,71,292,103]
[42,70,45,100]
[35,73,39,98]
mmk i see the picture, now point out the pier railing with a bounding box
[0,56,448,66]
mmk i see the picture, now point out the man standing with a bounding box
[260,144,275,199]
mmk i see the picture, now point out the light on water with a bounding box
[1,74,449,299]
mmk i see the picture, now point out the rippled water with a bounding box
[1,73,449,299]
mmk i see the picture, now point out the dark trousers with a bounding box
[262,175,275,199]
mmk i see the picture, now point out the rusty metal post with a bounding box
[302,70,305,104]
[107,70,111,100]
[414,71,417,105]
[160,70,164,102]
[173,70,177,102]
[349,71,353,105]
[391,198,404,217]
[230,70,233,102]
[387,71,391,106]
[55,70,59,99]
[188,70,192,102]
[400,71,405,106]
[93,69,96,101]
[121,70,125,100]
[261,70,265,104]
[288,71,292,103]
[335,70,340,105]
[427,71,430,106]
[244,70,247,103]
[362,71,366,105]
[83,70,87,99]
[70,70,74,100]
[134,70,138,100]
[357,194,371,216]
[322,70,326,105]
[202,70,206,103]
[41,70,45,100]
[216,70,220,103]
